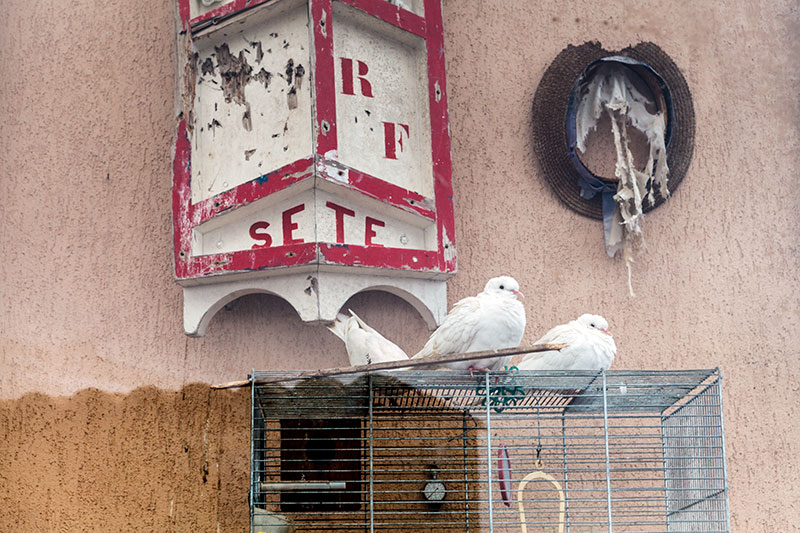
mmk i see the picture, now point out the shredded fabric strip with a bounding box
[575,63,670,295]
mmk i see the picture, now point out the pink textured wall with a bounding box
[1,0,798,529]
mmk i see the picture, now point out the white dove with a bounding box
[328,310,409,367]
[518,314,616,371]
[411,276,526,373]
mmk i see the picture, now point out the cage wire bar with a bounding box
[250,369,729,533]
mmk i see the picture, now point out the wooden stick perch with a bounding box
[211,343,567,390]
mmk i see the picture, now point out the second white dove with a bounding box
[412,276,527,372]
[518,314,616,371]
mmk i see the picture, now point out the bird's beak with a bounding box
[602,329,612,337]
[512,289,524,299]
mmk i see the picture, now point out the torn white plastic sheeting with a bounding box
[576,63,669,295]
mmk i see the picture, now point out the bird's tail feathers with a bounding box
[327,313,350,342]
[347,309,378,335]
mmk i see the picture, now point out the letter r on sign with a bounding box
[340,58,373,97]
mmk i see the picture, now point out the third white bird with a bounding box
[518,314,616,371]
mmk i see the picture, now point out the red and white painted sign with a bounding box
[174,0,454,335]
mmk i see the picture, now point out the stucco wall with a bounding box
[1,0,798,530]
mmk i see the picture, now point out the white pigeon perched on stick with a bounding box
[411,276,526,373]
[517,314,616,371]
[328,310,409,367]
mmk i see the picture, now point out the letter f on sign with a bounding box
[383,122,410,160]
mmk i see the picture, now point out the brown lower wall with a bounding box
[2,0,799,530]
[0,386,250,532]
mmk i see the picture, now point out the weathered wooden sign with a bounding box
[174,0,455,335]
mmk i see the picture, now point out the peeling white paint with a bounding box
[190,0,233,20]
[191,4,313,203]
[319,7,328,38]
[442,229,455,263]
[326,162,349,183]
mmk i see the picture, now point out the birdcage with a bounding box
[250,368,730,532]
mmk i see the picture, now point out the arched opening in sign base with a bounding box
[352,285,438,331]
[185,277,443,337]
[187,287,291,338]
